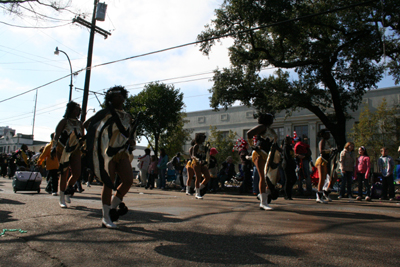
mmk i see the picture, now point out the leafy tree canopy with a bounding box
[197,0,400,149]
[152,113,192,159]
[207,126,240,166]
[349,98,400,169]
[125,82,185,157]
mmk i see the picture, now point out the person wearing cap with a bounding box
[208,148,219,193]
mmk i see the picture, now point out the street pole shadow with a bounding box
[116,225,295,265]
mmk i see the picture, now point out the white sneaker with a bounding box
[316,192,327,204]
[195,188,203,199]
[186,187,192,196]
[86,182,91,187]
[259,193,273,210]
[59,191,67,208]
[102,205,117,229]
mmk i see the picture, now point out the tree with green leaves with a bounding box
[125,82,185,157]
[207,125,239,166]
[153,113,192,159]
[350,98,400,168]
[197,0,400,150]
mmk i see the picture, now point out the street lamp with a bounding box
[54,47,73,102]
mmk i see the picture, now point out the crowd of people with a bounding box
[2,88,399,228]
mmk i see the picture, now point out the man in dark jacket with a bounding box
[219,156,236,190]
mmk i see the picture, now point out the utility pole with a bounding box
[81,0,98,122]
[76,0,111,122]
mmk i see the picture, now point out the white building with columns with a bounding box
[183,86,400,158]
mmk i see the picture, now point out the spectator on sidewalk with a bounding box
[157,148,168,190]
[146,155,158,189]
[378,147,395,201]
[208,148,219,193]
[339,142,355,199]
[37,133,60,196]
[138,148,151,187]
[219,156,236,190]
[355,146,371,201]
[294,137,312,196]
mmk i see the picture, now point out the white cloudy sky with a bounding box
[0,0,397,144]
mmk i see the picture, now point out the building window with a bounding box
[273,127,285,144]
[242,129,250,139]
[246,111,254,118]
[221,131,229,140]
[198,116,205,123]
[220,114,229,121]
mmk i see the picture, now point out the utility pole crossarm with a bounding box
[73,16,111,39]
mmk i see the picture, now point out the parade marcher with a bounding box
[315,129,337,203]
[190,133,211,199]
[339,142,355,199]
[247,113,277,210]
[355,146,371,201]
[85,85,139,228]
[51,101,84,208]
[37,133,60,196]
[185,140,196,195]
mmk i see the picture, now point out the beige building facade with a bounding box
[183,86,400,159]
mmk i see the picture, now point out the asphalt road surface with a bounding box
[1,178,399,267]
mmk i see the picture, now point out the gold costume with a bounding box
[92,109,133,188]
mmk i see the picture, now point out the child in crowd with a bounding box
[146,155,158,190]
[378,147,395,201]
[355,146,371,201]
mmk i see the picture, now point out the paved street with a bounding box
[1,177,399,267]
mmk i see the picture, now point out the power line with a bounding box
[0,20,72,29]
[0,0,377,105]
[17,4,72,22]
